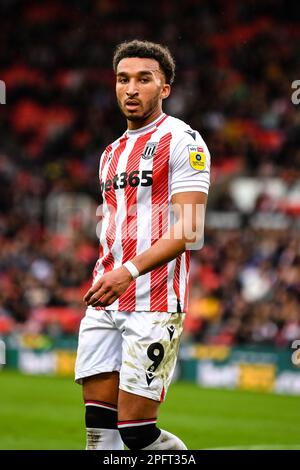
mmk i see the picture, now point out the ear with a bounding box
[161,84,171,100]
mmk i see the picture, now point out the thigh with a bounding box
[118,389,160,421]
[83,371,120,406]
[75,308,122,385]
[119,311,185,404]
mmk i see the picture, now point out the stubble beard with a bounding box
[118,95,160,123]
[118,101,146,122]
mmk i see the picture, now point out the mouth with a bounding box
[125,100,140,110]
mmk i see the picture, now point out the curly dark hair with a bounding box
[113,39,175,85]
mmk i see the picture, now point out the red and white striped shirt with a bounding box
[93,113,211,312]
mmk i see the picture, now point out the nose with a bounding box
[126,79,138,97]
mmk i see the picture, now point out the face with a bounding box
[116,57,171,129]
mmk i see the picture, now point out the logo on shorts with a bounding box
[142,142,158,160]
[146,371,156,386]
[167,325,175,341]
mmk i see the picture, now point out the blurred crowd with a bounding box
[0,0,299,346]
[185,227,300,347]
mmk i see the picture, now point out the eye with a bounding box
[140,78,149,83]
[118,77,128,84]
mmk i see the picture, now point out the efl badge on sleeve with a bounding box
[188,145,206,171]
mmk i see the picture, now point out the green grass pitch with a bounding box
[0,369,299,450]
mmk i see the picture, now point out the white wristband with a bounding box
[123,261,140,280]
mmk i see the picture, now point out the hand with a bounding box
[83,266,133,308]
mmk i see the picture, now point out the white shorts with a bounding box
[75,307,185,402]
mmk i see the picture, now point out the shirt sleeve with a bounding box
[170,131,211,197]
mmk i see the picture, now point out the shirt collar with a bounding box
[125,113,166,136]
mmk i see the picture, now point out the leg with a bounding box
[118,389,159,420]
[83,372,124,450]
[75,309,123,450]
[118,389,187,450]
[116,311,187,450]
[83,371,119,405]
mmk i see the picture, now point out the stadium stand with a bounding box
[0,0,299,347]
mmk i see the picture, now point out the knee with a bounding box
[118,422,161,450]
[85,400,118,429]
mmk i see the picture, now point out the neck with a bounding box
[127,107,163,130]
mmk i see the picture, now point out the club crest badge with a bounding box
[142,142,158,160]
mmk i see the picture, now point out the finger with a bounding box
[83,290,93,303]
[84,281,103,303]
[105,295,118,306]
[87,287,109,306]
[91,293,117,308]
[84,288,97,303]
[90,291,111,307]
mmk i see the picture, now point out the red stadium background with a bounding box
[0,0,299,394]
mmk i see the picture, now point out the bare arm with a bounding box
[84,191,207,307]
[131,191,207,274]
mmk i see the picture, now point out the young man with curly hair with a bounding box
[75,39,211,450]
